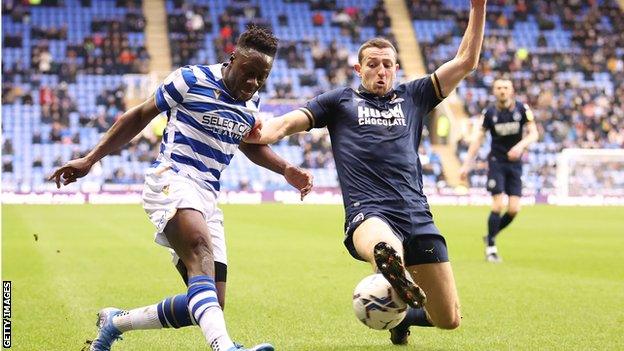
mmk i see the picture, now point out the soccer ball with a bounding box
[352,274,407,330]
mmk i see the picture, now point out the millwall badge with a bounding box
[352,212,365,224]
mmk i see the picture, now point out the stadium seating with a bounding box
[163,0,440,190]
[3,0,620,195]
[2,0,148,191]
[410,0,623,194]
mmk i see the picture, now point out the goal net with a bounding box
[556,148,624,201]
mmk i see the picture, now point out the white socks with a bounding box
[112,305,162,332]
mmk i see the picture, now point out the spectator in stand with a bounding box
[2,160,14,173]
[312,11,325,26]
[274,78,294,99]
[2,139,14,155]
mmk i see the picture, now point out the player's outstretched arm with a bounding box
[48,96,161,188]
[239,142,313,200]
[244,110,312,145]
[459,118,487,181]
[434,0,486,97]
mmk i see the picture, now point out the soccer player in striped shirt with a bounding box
[49,26,311,351]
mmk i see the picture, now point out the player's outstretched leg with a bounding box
[166,209,273,351]
[373,242,426,308]
[88,308,123,351]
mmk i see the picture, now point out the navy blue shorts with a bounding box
[487,160,523,196]
[343,202,449,266]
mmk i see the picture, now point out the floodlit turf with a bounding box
[2,204,623,350]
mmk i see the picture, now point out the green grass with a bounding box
[2,204,624,350]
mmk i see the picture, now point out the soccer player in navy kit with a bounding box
[460,78,539,262]
[247,0,487,344]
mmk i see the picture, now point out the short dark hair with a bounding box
[237,25,279,57]
[357,37,397,63]
[495,72,512,81]
[493,77,513,88]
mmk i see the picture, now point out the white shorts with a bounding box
[142,164,227,265]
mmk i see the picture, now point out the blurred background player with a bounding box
[49,26,312,351]
[460,78,539,262]
[246,0,487,344]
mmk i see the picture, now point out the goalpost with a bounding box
[556,148,624,204]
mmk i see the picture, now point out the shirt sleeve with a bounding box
[303,88,344,129]
[522,103,535,124]
[154,66,198,112]
[403,73,444,114]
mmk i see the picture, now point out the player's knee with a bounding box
[438,318,461,330]
[507,205,520,216]
[430,303,461,330]
[491,203,504,213]
[436,311,461,330]
[491,198,504,212]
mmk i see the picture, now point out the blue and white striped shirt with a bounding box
[154,63,260,193]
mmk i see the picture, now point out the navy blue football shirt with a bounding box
[301,75,444,209]
[482,101,534,162]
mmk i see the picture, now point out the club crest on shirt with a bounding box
[513,111,521,121]
[352,212,365,223]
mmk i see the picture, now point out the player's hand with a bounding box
[284,165,313,200]
[507,145,524,161]
[459,164,470,181]
[48,157,93,188]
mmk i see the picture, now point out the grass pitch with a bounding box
[2,204,623,350]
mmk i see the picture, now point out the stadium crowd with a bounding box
[412,0,623,193]
[164,0,431,188]
[2,0,152,188]
[2,0,622,195]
